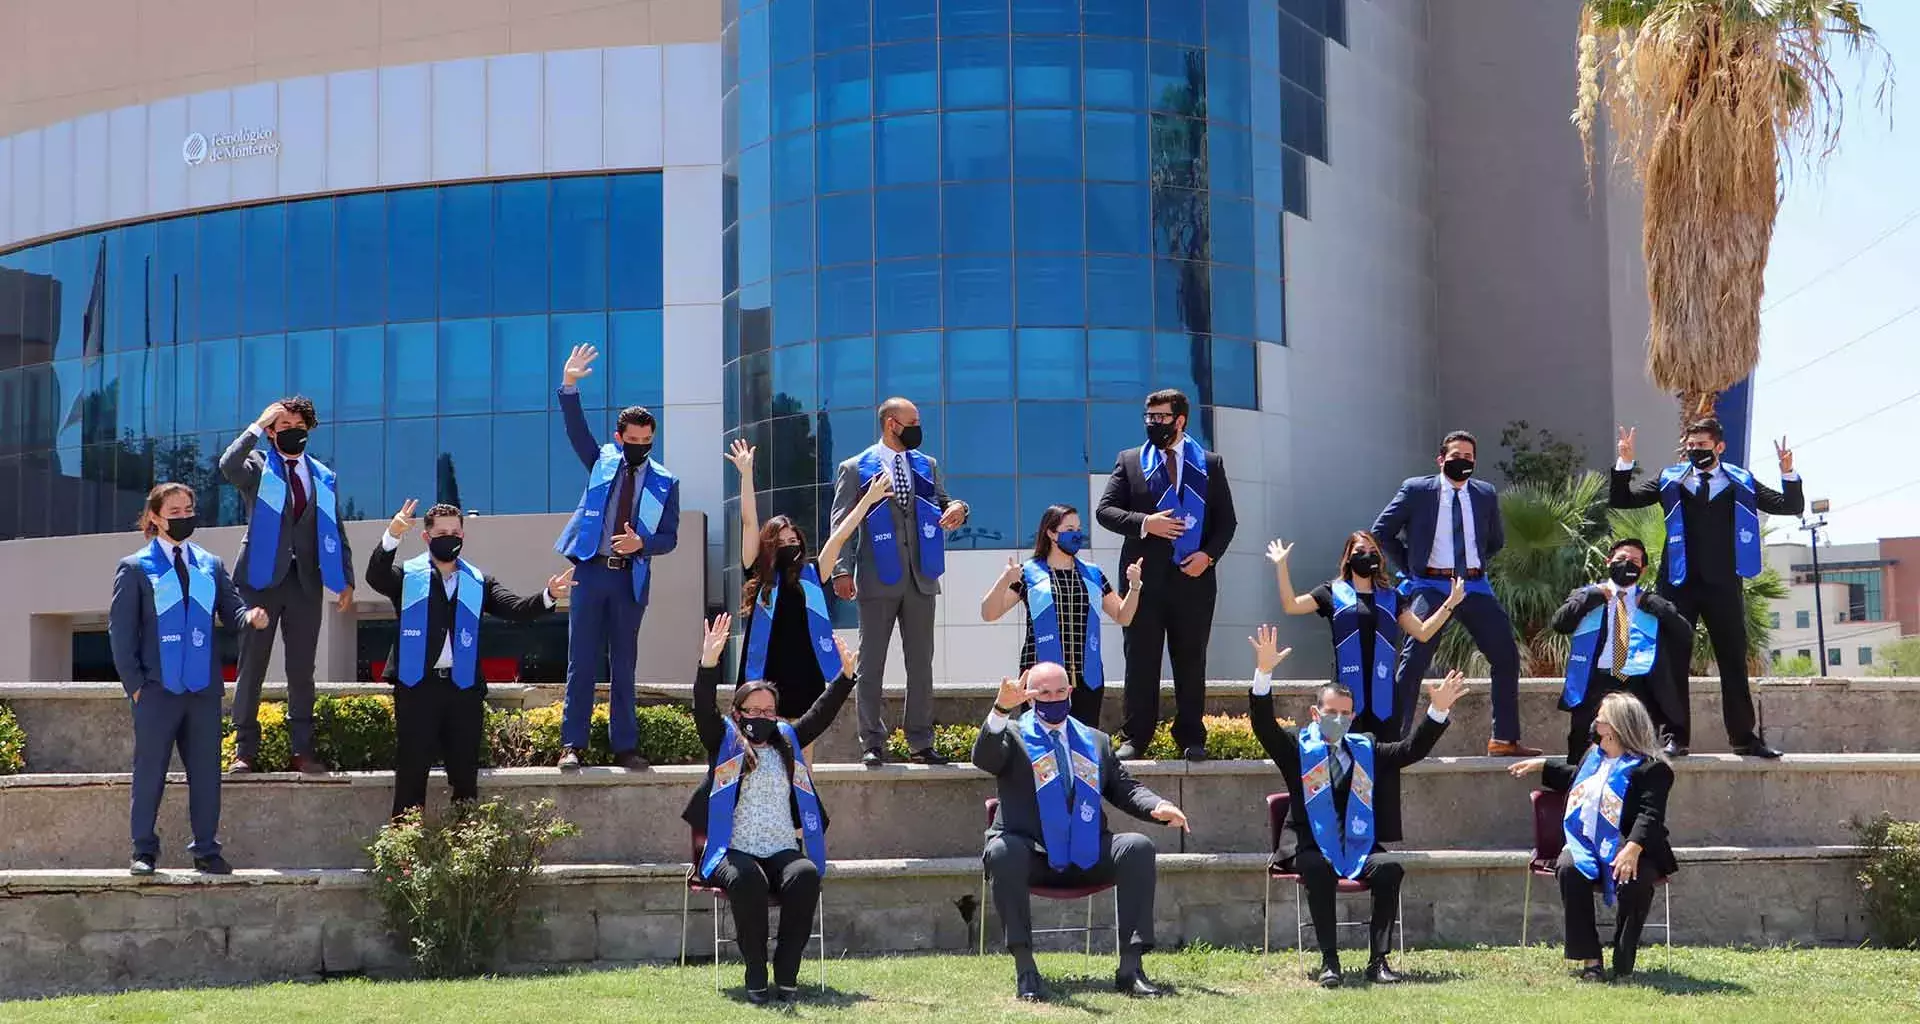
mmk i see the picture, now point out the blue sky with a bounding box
[1752,2,1917,544]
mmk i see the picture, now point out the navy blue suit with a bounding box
[1370,475,1523,743]
[109,542,252,861]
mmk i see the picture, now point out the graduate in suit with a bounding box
[1094,388,1238,760]
[684,614,859,1004]
[1511,692,1679,982]
[1550,538,1692,761]
[553,343,681,771]
[828,397,969,767]
[1609,418,1799,757]
[973,663,1192,1002]
[366,501,574,818]
[1246,625,1468,987]
[1371,430,1539,756]
[109,483,269,876]
[222,396,356,775]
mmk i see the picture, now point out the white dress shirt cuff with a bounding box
[1614,458,1634,472]
[541,589,556,608]
[1428,707,1450,724]
[1250,669,1274,697]
[379,532,400,552]
[1781,471,1800,482]
[246,423,265,439]
[1139,518,1151,538]
[985,710,1011,733]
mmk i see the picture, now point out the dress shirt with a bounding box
[1140,434,1186,538]
[1250,669,1450,724]
[1427,481,1481,571]
[379,532,553,667]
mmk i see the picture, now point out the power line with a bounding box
[1837,473,1920,512]
[1763,205,1920,312]
[1795,384,1920,448]
[1758,301,1920,384]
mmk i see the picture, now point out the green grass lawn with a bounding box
[8,947,1918,1024]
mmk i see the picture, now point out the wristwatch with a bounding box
[992,703,1020,716]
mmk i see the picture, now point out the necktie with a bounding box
[1450,487,1469,571]
[1694,470,1713,507]
[287,460,308,521]
[172,546,190,597]
[1050,729,1075,806]
[613,464,638,536]
[1330,744,1351,792]
[892,453,912,511]
[1612,593,1631,673]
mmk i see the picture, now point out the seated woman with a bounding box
[682,612,859,1004]
[1267,531,1463,736]
[980,504,1142,727]
[1510,691,1677,982]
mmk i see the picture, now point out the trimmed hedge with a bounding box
[0,701,25,775]
[888,714,1275,764]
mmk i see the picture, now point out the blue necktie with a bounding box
[1055,730,1074,804]
[1451,488,1469,571]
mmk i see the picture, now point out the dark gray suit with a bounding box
[221,427,356,761]
[829,445,963,752]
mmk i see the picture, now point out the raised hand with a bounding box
[699,613,732,668]
[1428,670,1470,712]
[998,556,1023,585]
[1125,558,1144,588]
[1144,509,1186,539]
[1616,424,1636,465]
[834,636,861,678]
[1247,624,1291,675]
[725,438,755,475]
[1444,575,1466,610]
[1265,538,1293,565]
[995,675,1028,711]
[246,607,270,630]
[255,402,286,429]
[938,500,968,531]
[545,567,577,600]
[1508,757,1547,778]
[387,498,418,539]
[1150,801,1191,832]
[562,343,599,386]
[611,523,644,556]
[1775,436,1794,475]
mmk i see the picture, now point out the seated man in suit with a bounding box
[1246,625,1468,988]
[1550,538,1692,760]
[973,662,1191,1002]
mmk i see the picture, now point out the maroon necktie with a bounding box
[287,460,309,520]
[614,465,637,536]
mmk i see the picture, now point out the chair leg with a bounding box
[1663,883,1672,947]
[1263,873,1272,957]
[1520,869,1533,947]
[711,895,722,992]
[1294,883,1307,971]
[1111,888,1122,959]
[977,873,988,955]
[1396,886,1406,957]
[815,893,827,989]
[1083,893,1095,959]
[679,884,691,968]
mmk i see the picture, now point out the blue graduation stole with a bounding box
[396,553,485,690]
[1658,462,1760,587]
[744,563,842,683]
[700,719,828,878]
[1330,581,1398,721]
[855,444,944,586]
[248,453,349,592]
[1562,748,1643,906]
[554,446,676,602]
[140,540,218,694]
[1563,589,1660,708]
[1022,558,1108,691]
[1141,436,1208,564]
[1020,713,1103,871]
[1299,724,1375,880]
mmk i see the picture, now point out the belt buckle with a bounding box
[606,555,629,570]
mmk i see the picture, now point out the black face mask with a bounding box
[1686,447,1717,470]
[164,514,199,543]
[739,716,779,745]
[1608,560,1642,587]
[623,441,653,467]
[1348,550,1380,577]
[1145,422,1177,449]
[1442,457,1475,482]
[775,544,803,569]
[428,534,464,563]
[896,423,924,451]
[274,427,310,457]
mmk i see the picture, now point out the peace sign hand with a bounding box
[1616,425,1636,464]
[387,498,418,539]
[1774,436,1794,475]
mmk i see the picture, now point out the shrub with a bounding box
[0,702,25,775]
[1855,815,1920,949]
[316,694,397,771]
[222,701,291,772]
[483,703,563,768]
[886,723,980,762]
[1144,715,1268,761]
[637,703,706,765]
[368,799,579,977]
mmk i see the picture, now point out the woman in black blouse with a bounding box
[979,504,1141,727]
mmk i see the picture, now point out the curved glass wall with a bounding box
[0,173,664,541]
[722,0,1300,563]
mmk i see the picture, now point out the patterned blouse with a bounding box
[730,748,800,858]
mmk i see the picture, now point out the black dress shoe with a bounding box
[909,748,949,765]
[776,986,800,1003]
[1114,968,1164,997]
[1577,964,1609,983]
[744,988,771,1005]
[1183,746,1208,762]
[1114,742,1142,760]
[611,749,651,771]
[289,753,331,775]
[1365,959,1402,984]
[193,854,233,875]
[129,853,156,876]
[557,748,584,771]
[1733,742,1782,759]
[1016,968,1048,1001]
[862,748,886,768]
[1317,964,1343,988]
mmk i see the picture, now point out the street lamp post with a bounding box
[1801,499,1831,678]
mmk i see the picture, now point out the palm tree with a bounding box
[1605,504,1788,671]
[1574,1,1887,421]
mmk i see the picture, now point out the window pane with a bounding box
[1084,0,1146,38]
[610,310,665,410]
[1208,53,1252,125]
[1211,336,1258,409]
[771,132,815,206]
[1211,194,1254,266]
[438,318,492,416]
[1084,38,1146,109]
[768,414,820,488]
[947,475,1014,550]
[1087,183,1151,254]
[187,218,236,342]
[818,265,874,338]
[1016,327,1086,398]
[152,218,195,346]
[1014,0,1079,33]
[1089,328,1153,398]
[947,328,1012,401]
[1153,330,1203,397]
[1084,111,1147,181]
[1018,403,1087,475]
[551,312,608,409]
[1210,126,1254,196]
[944,401,1015,476]
[942,110,1009,182]
[1090,400,1139,461]
[875,114,938,186]
[387,322,436,418]
[772,60,815,135]
[875,259,943,333]
[328,421,384,520]
[771,343,817,412]
[1014,38,1080,106]
[1209,0,1251,54]
[1016,475,1084,545]
[493,180,550,316]
[943,256,1012,329]
[739,213,771,286]
[875,330,940,400]
[942,37,1009,110]
[197,338,239,433]
[1148,0,1203,44]
[610,174,665,310]
[488,411,549,514]
[438,184,493,320]
[772,272,817,346]
[1150,45,1206,114]
[876,187,941,259]
[817,122,873,192]
[1211,264,1255,339]
[1016,257,1084,326]
[943,182,1011,255]
[436,415,493,511]
[944,0,1007,35]
[386,417,436,512]
[335,193,386,327]
[875,42,938,113]
[740,76,772,149]
[770,0,814,64]
[286,199,334,331]
[493,315,549,413]
[813,0,870,53]
[1015,182,1083,253]
[818,335,874,409]
[873,0,936,42]
[817,48,872,126]
[287,330,334,421]
[551,177,609,313]
[550,410,590,511]
[105,226,151,353]
[1152,188,1208,259]
[334,327,384,422]
[241,205,286,336]
[818,192,873,266]
[770,200,812,278]
[387,189,437,322]
[1013,109,1080,181]
[238,334,286,424]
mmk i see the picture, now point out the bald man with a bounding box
[974,662,1190,1001]
[829,397,968,767]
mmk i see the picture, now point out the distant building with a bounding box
[1764,538,1917,671]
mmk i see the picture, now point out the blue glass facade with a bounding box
[0,173,665,541]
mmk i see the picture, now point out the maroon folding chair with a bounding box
[975,797,1120,958]
[681,828,827,989]
[1520,788,1671,946]
[1261,792,1404,964]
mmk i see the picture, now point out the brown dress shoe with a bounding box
[289,754,331,775]
[1486,740,1543,757]
[226,758,255,775]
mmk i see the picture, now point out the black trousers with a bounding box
[704,848,821,989]
[1565,672,1675,762]
[1121,570,1215,749]
[984,831,1157,954]
[1556,848,1657,975]
[233,579,325,759]
[1288,847,1402,963]
[1069,678,1104,729]
[1660,579,1755,747]
[391,673,486,819]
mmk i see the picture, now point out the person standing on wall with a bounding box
[828,397,969,768]
[553,343,681,771]
[1095,388,1238,760]
[1549,538,1692,761]
[222,397,355,775]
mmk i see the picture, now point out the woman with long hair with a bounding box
[1267,532,1464,737]
[683,614,858,1004]
[726,438,888,718]
[980,504,1142,727]
[1510,691,1677,982]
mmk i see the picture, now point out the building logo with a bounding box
[181,133,209,166]
[183,127,279,167]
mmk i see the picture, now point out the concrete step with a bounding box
[3,755,1913,869]
[0,844,1871,999]
[4,676,1914,774]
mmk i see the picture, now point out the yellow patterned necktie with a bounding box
[1612,593,1631,671]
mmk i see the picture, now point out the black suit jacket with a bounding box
[1542,756,1679,879]
[365,543,554,687]
[1610,466,1802,589]
[1549,585,1690,721]
[971,717,1165,851]
[1250,691,1448,862]
[1095,443,1237,590]
[680,663,857,832]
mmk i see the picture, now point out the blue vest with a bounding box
[1330,581,1398,721]
[744,563,842,684]
[1142,436,1209,564]
[140,539,218,694]
[1020,713,1104,870]
[1022,558,1108,691]
[397,554,485,690]
[1563,589,1660,708]
[247,453,348,592]
[1658,462,1760,587]
[1562,747,1643,906]
[855,444,944,586]
[1299,724,1376,879]
[700,720,828,878]
[554,447,677,602]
